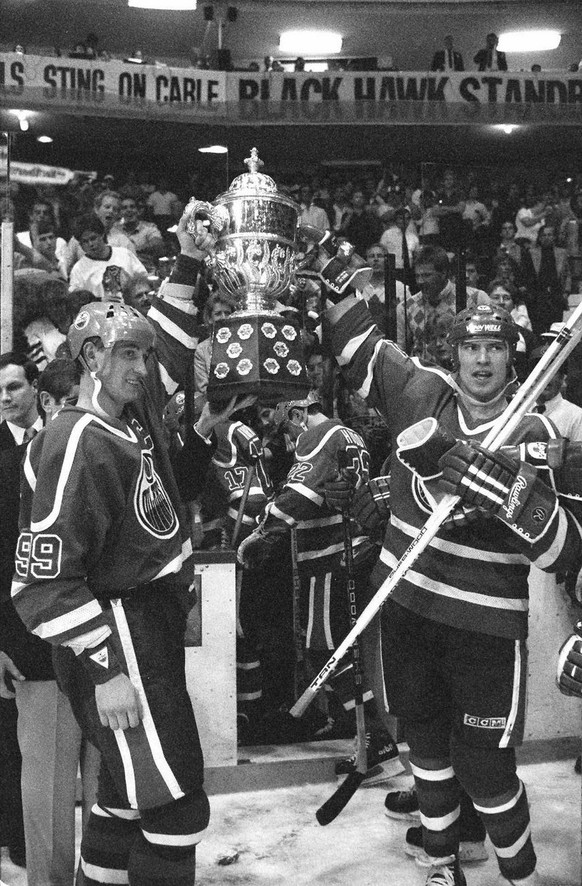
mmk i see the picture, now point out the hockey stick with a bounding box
[290,525,308,700]
[231,464,255,549]
[291,301,582,718]
[316,489,367,825]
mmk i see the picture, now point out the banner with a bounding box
[0,146,77,185]
[1,53,581,125]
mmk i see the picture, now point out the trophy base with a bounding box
[207,313,310,407]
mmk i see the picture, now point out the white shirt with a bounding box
[5,416,43,445]
[542,392,582,441]
[380,226,420,269]
[69,247,148,299]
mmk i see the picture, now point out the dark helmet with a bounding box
[68,301,155,360]
[448,303,519,369]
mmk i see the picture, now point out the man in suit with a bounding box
[522,224,570,337]
[0,351,42,869]
[474,32,508,71]
[431,35,464,72]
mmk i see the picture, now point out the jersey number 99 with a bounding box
[15,532,63,579]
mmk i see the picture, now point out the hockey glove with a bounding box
[556,621,582,697]
[232,422,264,464]
[396,418,457,480]
[237,524,286,570]
[324,471,358,512]
[351,475,391,536]
[439,442,558,543]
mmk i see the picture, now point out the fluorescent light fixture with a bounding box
[498,30,561,53]
[198,145,228,154]
[279,30,342,55]
[128,0,197,9]
[37,135,53,144]
[10,109,30,131]
[493,124,519,135]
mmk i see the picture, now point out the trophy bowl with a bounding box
[188,148,311,406]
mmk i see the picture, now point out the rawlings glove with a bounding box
[439,442,558,543]
[557,621,582,697]
[237,524,286,570]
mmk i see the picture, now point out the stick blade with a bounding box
[315,772,365,826]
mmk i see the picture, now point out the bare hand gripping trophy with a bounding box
[184,147,311,405]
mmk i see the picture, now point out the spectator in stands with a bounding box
[193,291,236,413]
[433,168,466,252]
[147,176,183,234]
[114,192,166,270]
[484,278,532,332]
[521,224,570,337]
[298,185,331,232]
[16,199,67,267]
[531,327,582,437]
[380,206,419,287]
[330,185,353,235]
[462,183,490,250]
[343,189,383,257]
[473,32,508,71]
[431,35,464,72]
[68,215,148,300]
[64,190,135,274]
[514,192,548,248]
[464,254,488,303]
[27,220,68,279]
[559,190,582,253]
[417,190,441,246]
[397,245,461,359]
[495,220,523,267]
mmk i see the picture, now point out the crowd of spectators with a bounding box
[6,29,582,73]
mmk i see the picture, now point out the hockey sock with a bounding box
[473,778,537,881]
[128,791,210,886]
[80,804,140,885]
[409,757,460,861]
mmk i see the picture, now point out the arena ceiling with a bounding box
[1,0,581,180]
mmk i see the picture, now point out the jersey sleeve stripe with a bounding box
[158,362,179,396]
[357,338,384,399]
[32,599,104,641]
[147,304,198,350]
[268,504,296,526]
[23,447,37,492]
[379,547,529,612]
[31,413,94,533]
[336,327,376,368]
[286,483,324,506]
[391,513,526,564]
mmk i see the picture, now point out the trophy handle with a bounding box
[184,198,229,240]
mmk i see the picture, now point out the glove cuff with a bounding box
[78,637,123,685]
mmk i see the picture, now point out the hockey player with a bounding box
[10,300,247,886]
[238,393,404,783]
[325,297,582,886]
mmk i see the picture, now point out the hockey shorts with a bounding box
[380,598,528,749]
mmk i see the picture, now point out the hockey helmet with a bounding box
[448,303,519,369]
[68,301,156,360]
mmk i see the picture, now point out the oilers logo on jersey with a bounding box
[134,451,179,539]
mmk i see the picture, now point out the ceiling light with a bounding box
[492,124,519,135]
[37,135,53,144]
[279,31,342,55]
[10,109,30,131]
[497,30,561,53]
[198,145,228,154]
[128,0,197,9]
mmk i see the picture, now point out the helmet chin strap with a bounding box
[452,368,518,413]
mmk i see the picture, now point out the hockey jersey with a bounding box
[329,297,582,640]
[12,406,191,649]
[211,420,274,541]
[261,419,370,575]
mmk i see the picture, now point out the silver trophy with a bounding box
[186,148,310,405]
